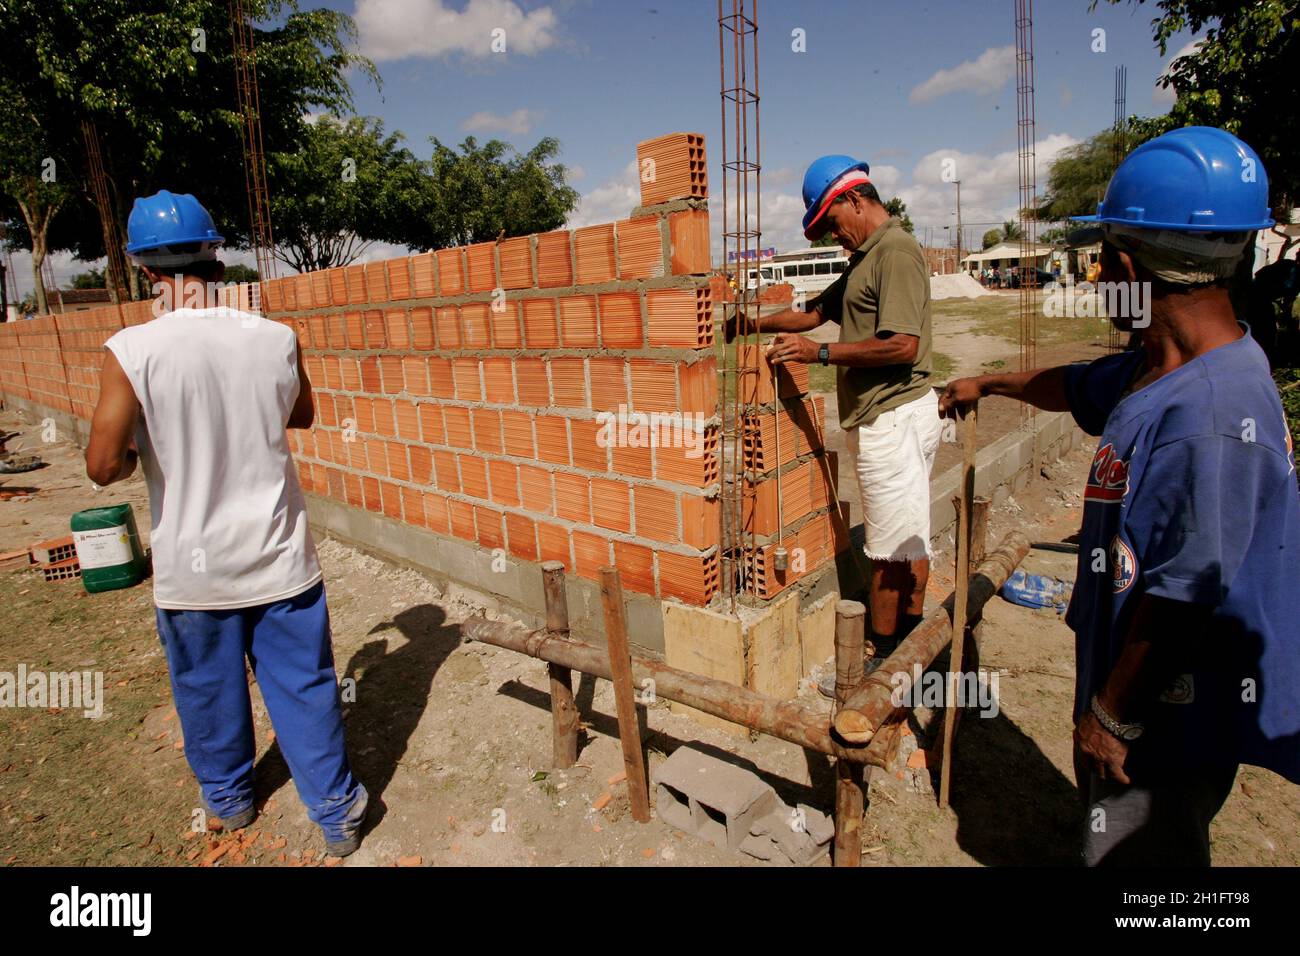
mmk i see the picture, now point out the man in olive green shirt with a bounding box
[739,156,944,665]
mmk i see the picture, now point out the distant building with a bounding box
[46,288,112,313]
[961,241,1053,274]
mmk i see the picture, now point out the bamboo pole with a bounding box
[833,600,866,867]
[542,562,578,769]
[832,531,1031,744]
[599,568,651,823]
[939,403,977,809]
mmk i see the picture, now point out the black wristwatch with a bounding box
[818,344,830,366]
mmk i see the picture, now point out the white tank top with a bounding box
[105,307,322,610]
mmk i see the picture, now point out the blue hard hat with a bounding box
[125,190,224,255]
[801,154,870,239]
[1072,126,1273,233]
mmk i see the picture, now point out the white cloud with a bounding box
[909,46,1016,104]
[1153,38,1202,105]
[461,108,544,136]
[355,0,560,62]
[565,160,639,229]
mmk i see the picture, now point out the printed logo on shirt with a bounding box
[1157,673,1195,704]
[1086,442,1130,504]
[1110,534,1137,593]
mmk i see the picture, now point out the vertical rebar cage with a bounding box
[717,0,763,608]
[1014,0,1038,421]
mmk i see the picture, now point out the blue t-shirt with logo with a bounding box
[1063,327,1300,784]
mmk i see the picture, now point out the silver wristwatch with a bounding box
[1090,694,1144,741]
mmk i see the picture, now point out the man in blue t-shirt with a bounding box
[940,127,1299,866]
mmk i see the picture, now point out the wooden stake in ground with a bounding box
[599,567,651,823]
[542,561,578,769]
[939,401,977,810]
[833,600,867,866]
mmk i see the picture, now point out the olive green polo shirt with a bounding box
[811,218,933,428]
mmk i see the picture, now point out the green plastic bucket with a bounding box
[71,503,146,593]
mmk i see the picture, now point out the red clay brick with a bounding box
[505,512,538,561]
[590,478,631,532]
[344,472,364,509]
[387,441,411,481]
[573,224,616,285]
[353,395,376,433]
[587,357,627,413]
[409,444,434,484]
[481,357,515,404]
[572,530,611,581]
[362,476,382,512]
[656,425,720,486]
[393,400,421,440]
[461,303,491,349]
[460,454,490,501]
[549,357,586,408]
[646,287,713,348]
[629,359,677,413]
[616,217,664,280]
[535,415,570,466]
[365,262,390,302]
[658,550,720,605]
[634,485,678,543]
[465,242,496,293]
[411,253,436,297]
[521,299,559,349]
[451,358,482,402]
[423,492,451,534]
[598,292,642,349]
[435,307,461,350]
[434,449,461,493]
[679,357,718,415]
[681,493,719,549]
[321,269,340,307]
[402,356,429,395]
[379,355,404,394]
[488,459,520,507]
[497,237,533,290]
[501,410,535,458]
[372,399,396,437]
[363,310,386,349]
[612,441,653,479]
[426,357,454,399]
[379,480,403,520]
[340,358,361,392]
[320,355,342,390]
[636,132,708,206]
[344,311,365,349]
[385,308,411,349]
[449,499,476,540]
[325,313,346,350]
[515,357,549,407]
[489,301,521,349]
[388,257,414,300]
[613,541,656,596]
[536,230,573,288]
[554,472,590,523]
[410,307,435,349]
[668,209,711,275]
[569,418,608,472]
[437,248,465,295]
[558,295,598,348]
[419,403,445,445]
[475,505,505,550]
[473,407,503,453]
[518,463,552,514]
[346,265,368,305]
[443,405,473,449]
[536,521,571,566]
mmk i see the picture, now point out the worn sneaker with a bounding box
[205,801,256,831]
[323,785,370,858]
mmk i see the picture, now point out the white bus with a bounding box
[745,246,850,297]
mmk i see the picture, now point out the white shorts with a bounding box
[846,389,945,562]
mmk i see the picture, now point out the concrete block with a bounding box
[651,746,777,849]
[797,803,835,845]
[770,812,824,866]
[740,834,777,861]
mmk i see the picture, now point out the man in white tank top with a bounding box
[85,191,368,857]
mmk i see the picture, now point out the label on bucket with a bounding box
[73,525,134,570]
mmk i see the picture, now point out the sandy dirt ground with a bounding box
[1,399,1296,869]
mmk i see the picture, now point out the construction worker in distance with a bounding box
[940,127,1300,865]
[84,190,370,857]
[728,155,944,687]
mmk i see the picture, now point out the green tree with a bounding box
[982,228,1002,250]
[222,263,260,283]
[884,197,914,234]
[72,268,106,289]
[1001,221,1024,242]
[1096,0,1300,226]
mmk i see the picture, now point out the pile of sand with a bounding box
[930,273,991,300]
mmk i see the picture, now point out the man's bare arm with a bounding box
[938,366,1072,415]
[287,341,315,429]
[85,350,140,486]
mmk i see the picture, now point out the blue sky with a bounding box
[16,0,1196,296]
